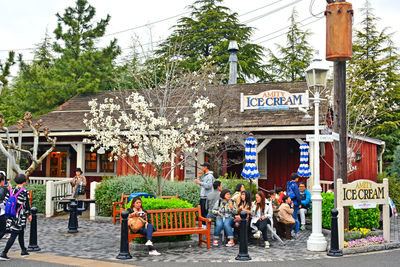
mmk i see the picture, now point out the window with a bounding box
[85,150,97,172]
[84,145,115,173]
[100,153,114,172]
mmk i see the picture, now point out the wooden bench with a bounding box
[128,205,211,249]
[112,193,179,224]
[58,198,96,212]
[29,190,32,207]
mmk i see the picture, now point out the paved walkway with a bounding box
[0,215,398,265]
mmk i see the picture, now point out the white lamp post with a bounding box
[305,53,329,252]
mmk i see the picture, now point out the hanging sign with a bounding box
[240,90,309,112]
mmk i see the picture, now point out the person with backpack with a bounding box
[286,173,302,226]
[0,174,31,261]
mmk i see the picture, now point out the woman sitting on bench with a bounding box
[250,191,273,249]
[127,197,160,256]
[212,189,237,247]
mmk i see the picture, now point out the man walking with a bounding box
[195,162,214,226]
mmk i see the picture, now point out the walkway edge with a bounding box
[8,252,141,267]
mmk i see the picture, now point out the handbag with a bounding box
[128,214,148,233]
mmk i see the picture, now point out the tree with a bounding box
[346,0,400,162]
[156,0,265,82]
[52,0,121,97]
[0,51,16,93]
[0,112,56,178]
[388,145,400,179]
[265,8,313,82]
[84,58,215,197]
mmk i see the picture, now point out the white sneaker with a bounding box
[145,240,153,246]
[253,230,261,239]
[149,250,161,256]
[202,224,207,229]
[264,241,270,248]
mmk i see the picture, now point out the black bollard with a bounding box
[235,211,251,261]
[327,209,343,257]
[27,207,41,252]
[117,211,132,259]
[67,201,79,233]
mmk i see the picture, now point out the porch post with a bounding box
[76,144,84,169]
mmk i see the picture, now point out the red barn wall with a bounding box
[320,141,378,183]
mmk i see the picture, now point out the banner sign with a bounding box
[240,90,309,112]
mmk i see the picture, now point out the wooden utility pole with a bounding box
[326,1,353,228]
[333,61,349,227]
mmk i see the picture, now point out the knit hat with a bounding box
[220,189,231,199]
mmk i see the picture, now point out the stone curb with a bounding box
[343,242,400,255]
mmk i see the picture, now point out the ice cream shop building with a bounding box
[4,81,385,193]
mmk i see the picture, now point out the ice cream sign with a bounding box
[240,90,309,112]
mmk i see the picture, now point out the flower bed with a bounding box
[344,235,388,248]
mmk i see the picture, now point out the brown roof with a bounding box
[8,81,329,133]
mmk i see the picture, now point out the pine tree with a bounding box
[0,51,16,91]
[265,8,314,82]
[52,0,121,96]
[347,0,400,162]
[156,0,265,82]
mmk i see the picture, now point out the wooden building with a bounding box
[3,81,385,193]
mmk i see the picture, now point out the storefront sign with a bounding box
[240,90,309,112]
[341,179,386,205]
[337,178,390,250]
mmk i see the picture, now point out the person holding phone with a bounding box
[127,197,160,256]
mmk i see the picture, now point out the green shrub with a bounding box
[219,178,258,199]
[95,175,200,216]
[26,184,46,214]
[130,198,194,243]
[378,173,400,208]
[321,192,380,230]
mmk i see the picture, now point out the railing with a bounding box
[45,179,72,217]
[29,177,67,185]
[320,180,332,193]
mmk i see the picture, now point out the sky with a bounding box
[1,0,399,76]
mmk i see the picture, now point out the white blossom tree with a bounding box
[83,62,216,197]
[0,112,56,178]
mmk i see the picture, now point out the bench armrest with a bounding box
[198,215,211,223]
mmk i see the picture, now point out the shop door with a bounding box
[49,152,67,177]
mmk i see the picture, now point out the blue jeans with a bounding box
[292,205,299,231]
[214,217,234,239]
[138,223,154,241]
[293,219,300,234]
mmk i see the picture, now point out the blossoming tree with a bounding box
[83,66,215,197]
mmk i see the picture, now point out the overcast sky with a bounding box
[1,0,399,74]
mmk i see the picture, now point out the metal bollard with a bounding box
[327,209,343,256]
[117,211,132,259]
[235,211,251,261]
[27,207,41,252]
[67,201,79,233]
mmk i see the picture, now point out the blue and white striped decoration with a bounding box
[241,137,260,179]
[297,143,311,177]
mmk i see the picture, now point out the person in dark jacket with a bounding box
[0,172,8,241]
[0,174,31,261]
[286,173,302,228]
[206,180,222,218]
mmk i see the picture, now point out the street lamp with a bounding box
[305,53,329,252]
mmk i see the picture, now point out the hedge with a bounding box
[378,174,400,208]
[321,192,380,230]
[95,175,256,216]
[26,184,46,214]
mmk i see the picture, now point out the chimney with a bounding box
[228,40,239,84]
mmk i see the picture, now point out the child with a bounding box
[0,174,32,261]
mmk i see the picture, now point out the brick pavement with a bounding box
[0,216,330,264]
